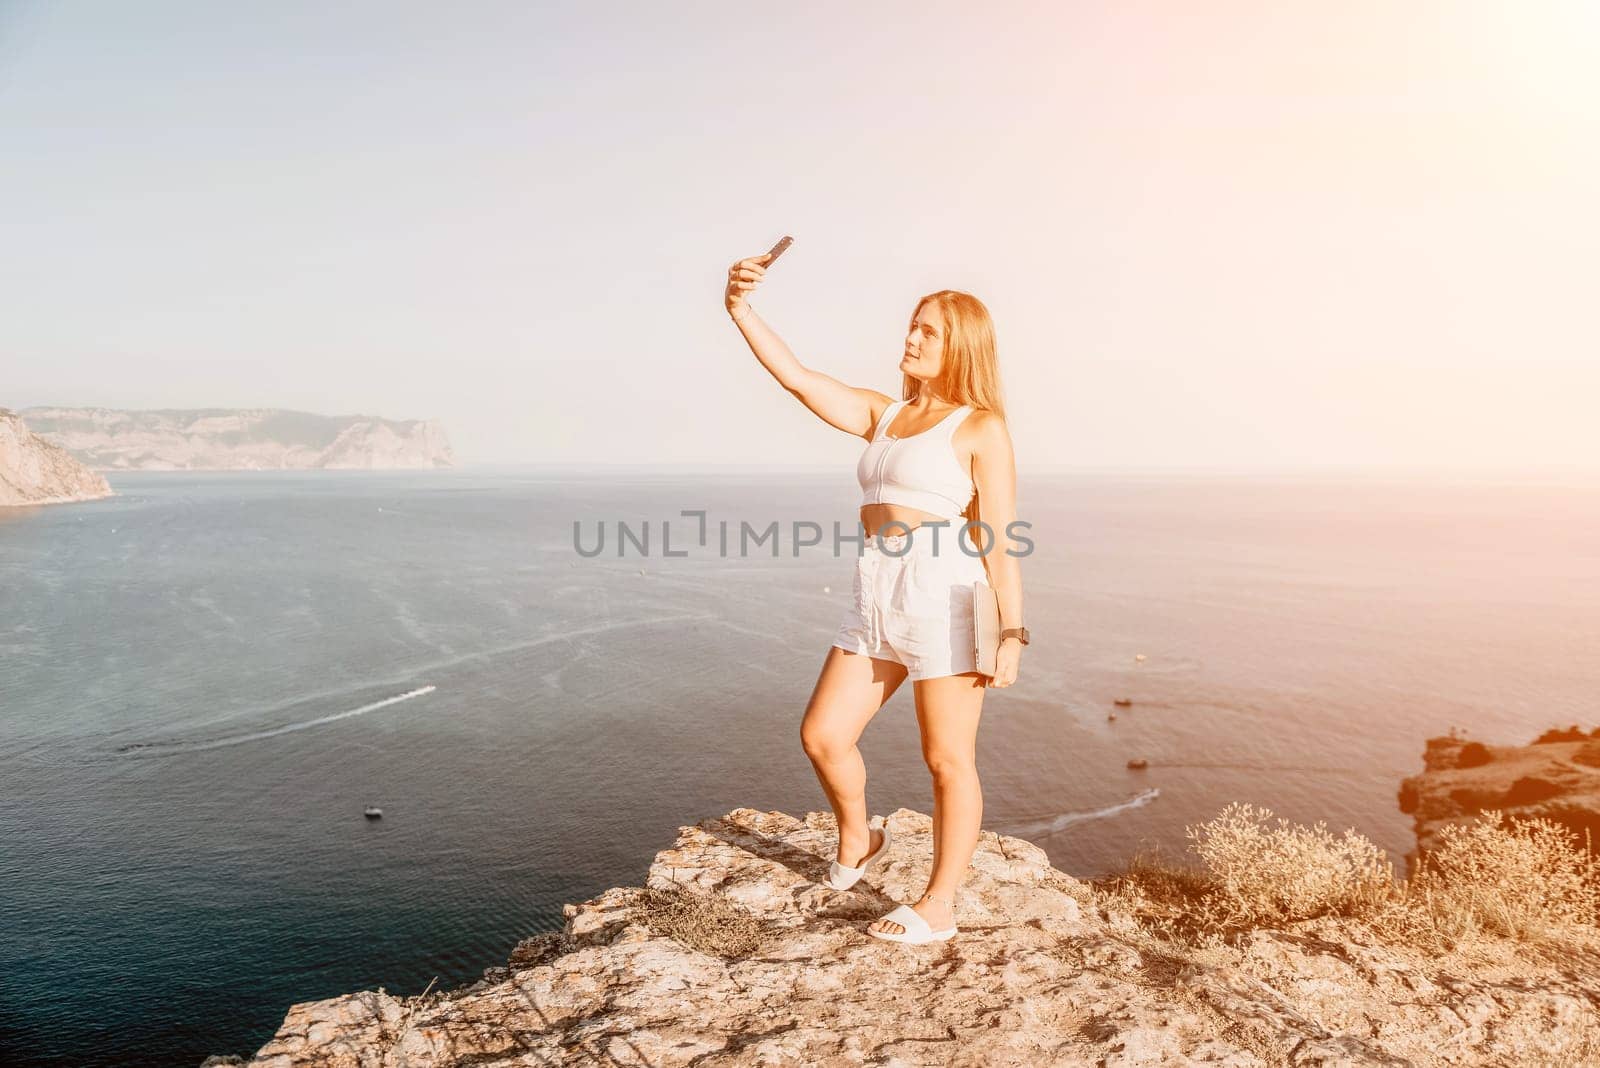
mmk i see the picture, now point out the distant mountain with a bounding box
[19,407,455,471]
[0,408,115,506]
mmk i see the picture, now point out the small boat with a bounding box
[1107,713,1117,721]
[364,806,383,819]
[1126,758,1148,770]
[1113,698,1132,708]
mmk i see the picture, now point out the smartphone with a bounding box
[764,235,793,265]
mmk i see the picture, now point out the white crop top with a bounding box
[856,399,976,519]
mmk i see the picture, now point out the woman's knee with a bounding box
[801,719,853,764]
[922,750,978,783]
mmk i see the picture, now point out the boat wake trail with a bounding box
[1003,787,1161,839]
[115,686,437,756]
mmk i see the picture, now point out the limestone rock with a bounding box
[231,806,1600,1066]
[1398,733,1600,875]
[0,408,114,506]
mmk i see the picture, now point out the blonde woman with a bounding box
[725,250,1027,944]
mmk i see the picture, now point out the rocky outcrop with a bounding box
[20,407,453,471]
[0,408,114,506]
[1399,731,1600,876]
[231,806,1600,1067]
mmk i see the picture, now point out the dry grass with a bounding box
[1184,802,1396,927]
[1392,809,1600,947]
[629,885,768,958]
[1092,843,1224,945]
[1092,802,1600,955]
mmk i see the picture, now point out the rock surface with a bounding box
[20,406,454,470]
[236,806,1600,1067]
[1398,733,1600,876]
[0,408,114,506]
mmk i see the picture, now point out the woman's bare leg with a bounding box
[800,646,908,866]
[868,671,986,935]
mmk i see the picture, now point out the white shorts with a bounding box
[831,525,990,681]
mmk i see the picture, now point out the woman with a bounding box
[725,250,1027,944]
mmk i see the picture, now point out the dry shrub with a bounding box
[1087,845,1234,971]
[1091,804,1396,941]
[1399,810,1600,945]
[1092,844,1221,943]
[1094,804,1600,957]
[631,885,767,958]
[1183,802,1396,929]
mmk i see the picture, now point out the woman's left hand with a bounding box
[988,640,1022,688]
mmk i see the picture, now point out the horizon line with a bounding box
[99,461,1600,483]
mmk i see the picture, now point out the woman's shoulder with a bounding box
[864,390,901,422]
[955,407,1012,453]
[960,407,1008,434]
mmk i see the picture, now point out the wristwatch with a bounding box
[999,627,1030,646]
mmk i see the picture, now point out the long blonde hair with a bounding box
[899,290,1006,530]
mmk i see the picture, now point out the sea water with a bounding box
[2,467,1596,1065]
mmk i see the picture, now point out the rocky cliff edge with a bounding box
[1399,730,1600,876]
[0,408,114,507]
[226,805,1600,1068]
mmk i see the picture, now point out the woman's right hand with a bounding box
[725,253,771,320]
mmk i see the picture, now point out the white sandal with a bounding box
[867,895,958,944]
[824,815,893,891]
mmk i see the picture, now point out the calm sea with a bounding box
[2,467,1597,1065]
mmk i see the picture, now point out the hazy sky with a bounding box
[3,1,1596,471]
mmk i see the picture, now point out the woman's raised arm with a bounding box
[726,254,886,439]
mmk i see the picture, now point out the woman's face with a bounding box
[901,302,946,385]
